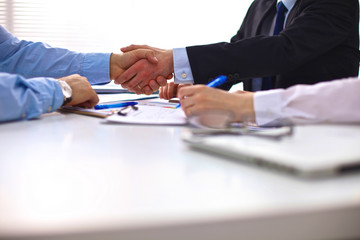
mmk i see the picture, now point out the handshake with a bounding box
[60,45,178,109]
[114,45,177,99]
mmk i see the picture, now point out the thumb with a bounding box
[132,49,158,64]
[121,44,149,53]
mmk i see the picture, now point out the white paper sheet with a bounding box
[106,105,187,125]
[98,94,158,104]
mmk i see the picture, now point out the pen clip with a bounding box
[117,105,139,116]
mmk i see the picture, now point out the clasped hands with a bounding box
[59,48,162,108]
[115,45,175,95]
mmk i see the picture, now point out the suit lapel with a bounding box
[255,0,277,35]
[285,0,301,27]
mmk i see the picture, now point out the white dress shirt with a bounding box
[254,77,360,126]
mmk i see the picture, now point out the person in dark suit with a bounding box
[116,0,359,96]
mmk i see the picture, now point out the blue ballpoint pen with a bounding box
[94,101,138,110]
[175,75,228,109]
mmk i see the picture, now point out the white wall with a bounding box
[2,0,254,52]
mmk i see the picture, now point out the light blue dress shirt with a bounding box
[0,25,111,122]
[173,0,296,87]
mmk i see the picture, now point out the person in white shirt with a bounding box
[162,77,360,126]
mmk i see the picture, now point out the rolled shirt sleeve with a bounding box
[82,52,111,84]
[0,72,64,122]
[0,25,111,85]
[254,77,360,126]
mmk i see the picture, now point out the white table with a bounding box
[1,111,360,240]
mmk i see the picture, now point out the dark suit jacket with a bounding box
[186,0,360,91]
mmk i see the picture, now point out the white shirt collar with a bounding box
[277,0,296,12]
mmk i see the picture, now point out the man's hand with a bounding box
[177,85,255,122]
[116,45,174,94]
[58,74,99,108]
[110,49,159,80]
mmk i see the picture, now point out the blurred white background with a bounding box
[0,0,253,52]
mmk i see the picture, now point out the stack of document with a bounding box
[92,82,159,94]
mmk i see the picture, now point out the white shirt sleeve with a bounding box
[173,48,195,84]
[254,77,360,126]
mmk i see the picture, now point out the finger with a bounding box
[118,60,151,87]
[121,82,137,93]
[126,75,147,90]
[75,101,93,109]
[121,82,129,89]
[156,75,167,87]
[116,65,139,85]
[172,84,179,99]
[126,84,139,93]
[177,85,198,100]
[88,91,100,107]
[131,83,144,94]
[149,79,161,92]
[166,82,175,99]
[159,86,166,99]
[180,96,197,116]
[75,91,99,108]
[160,85,169,100]
[143,86,153,95]
[132,49,158,64]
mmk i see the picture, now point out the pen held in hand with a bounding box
[94,101,138,110]
[175,75,228,109]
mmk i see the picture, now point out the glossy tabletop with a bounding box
[0,111,360,240]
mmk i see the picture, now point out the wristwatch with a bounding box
[58,80,73,106]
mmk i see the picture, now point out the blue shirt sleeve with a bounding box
[0,25,111,85]
[0,72,64,122]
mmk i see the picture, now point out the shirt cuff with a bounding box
[52,79,66,110]
[173,48,194,84]
[254,89,284,126]
[82,53,111,85]
[26,77,64,116]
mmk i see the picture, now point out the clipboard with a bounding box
[59,106,118,118]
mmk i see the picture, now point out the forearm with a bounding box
[0,73,64,122]
[0,26,111,85]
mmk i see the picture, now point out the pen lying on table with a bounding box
[94,101,138,110]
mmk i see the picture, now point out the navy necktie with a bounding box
[273,2,288,35]
[262,1,288,90]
